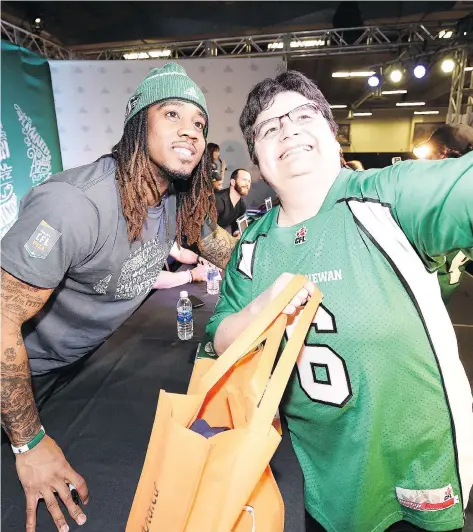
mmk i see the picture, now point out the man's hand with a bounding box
[191,264,208,282]
[220,159,227,175]
[16,435,89,532]
[1,269,89,532]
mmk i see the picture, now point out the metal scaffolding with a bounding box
[1,18,460,61]
[1,19,81,59]
[75,22,460,61]
[446,47,473,125]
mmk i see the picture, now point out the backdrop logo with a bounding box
[14,104,52,185]
[0,123,18,239]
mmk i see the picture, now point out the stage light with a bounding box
[330,105,348,109]
[123,52,150,60]
[267,42,284,50]
[31,15,45,33]
[290,39,325,48]
[414,111,439,115]
[368,75,380,88]
[413,65,427,79]
[332,71,375,78]
[390,69,403,83]
[438,30,453,39]
[148,50,172,58]
[465,67,473,72]
[413,145,431,159]
[382,90,407,95]
[441,59,455,73]
[353,112,372,117]
[396,102,425,107]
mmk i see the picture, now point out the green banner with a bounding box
[1,40,63,238]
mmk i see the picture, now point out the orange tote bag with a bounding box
[126,275,323,532]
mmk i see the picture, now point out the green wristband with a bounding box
[11,425,45,454]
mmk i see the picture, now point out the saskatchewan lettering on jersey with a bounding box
[306,269,343,284]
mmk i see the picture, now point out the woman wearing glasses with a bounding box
[200,70,473,532]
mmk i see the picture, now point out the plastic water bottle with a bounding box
[207,266,219,295]
[177,291,193,340]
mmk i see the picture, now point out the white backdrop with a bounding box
[49,57,285,207]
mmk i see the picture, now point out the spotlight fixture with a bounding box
[368,75,380,88]
[438,29,453,39]
[390,69,403,83]
[441,59,455,73]
[413,65,427,79]
[31,15,45,33]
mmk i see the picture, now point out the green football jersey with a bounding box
[204,155,473,532]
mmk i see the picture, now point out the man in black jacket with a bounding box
[215,168,251,234]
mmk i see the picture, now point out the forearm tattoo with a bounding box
[1,359,41,445]
[1,270,50,445]
[198,227,238,270]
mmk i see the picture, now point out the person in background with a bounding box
[345,159,364,171]
[215,168,252,235]
[414,123,473,303]
[202,70,472,532]
[212,172,224,192]
[207,142,227,184]
[0,62,237,532]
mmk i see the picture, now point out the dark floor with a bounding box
[446,272,473,531]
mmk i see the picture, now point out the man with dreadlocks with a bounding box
[0,63,233,532]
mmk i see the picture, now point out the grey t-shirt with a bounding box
[1,156,175,375]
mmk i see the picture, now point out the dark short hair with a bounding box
[428,125,473,158]
[239,70,337,164]
[230,168,250,181]
[207,142,220,158]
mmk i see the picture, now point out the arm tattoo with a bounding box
[1,360,41,445]
[1,269,52,445]
[198,226,238,270]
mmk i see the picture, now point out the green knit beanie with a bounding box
[124,62,209,137]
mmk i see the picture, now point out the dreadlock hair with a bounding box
[112,107,217,247]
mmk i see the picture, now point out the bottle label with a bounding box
[177,310,192,324]
[207,269,218,281]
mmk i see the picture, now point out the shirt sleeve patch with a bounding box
[24,220,62,259]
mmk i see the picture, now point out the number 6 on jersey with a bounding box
[286,304,352,408]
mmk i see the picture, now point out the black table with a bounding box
[1,281,306,532]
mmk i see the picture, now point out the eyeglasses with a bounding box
[253,103,320,142]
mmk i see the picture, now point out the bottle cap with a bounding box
[180,291,188,298]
